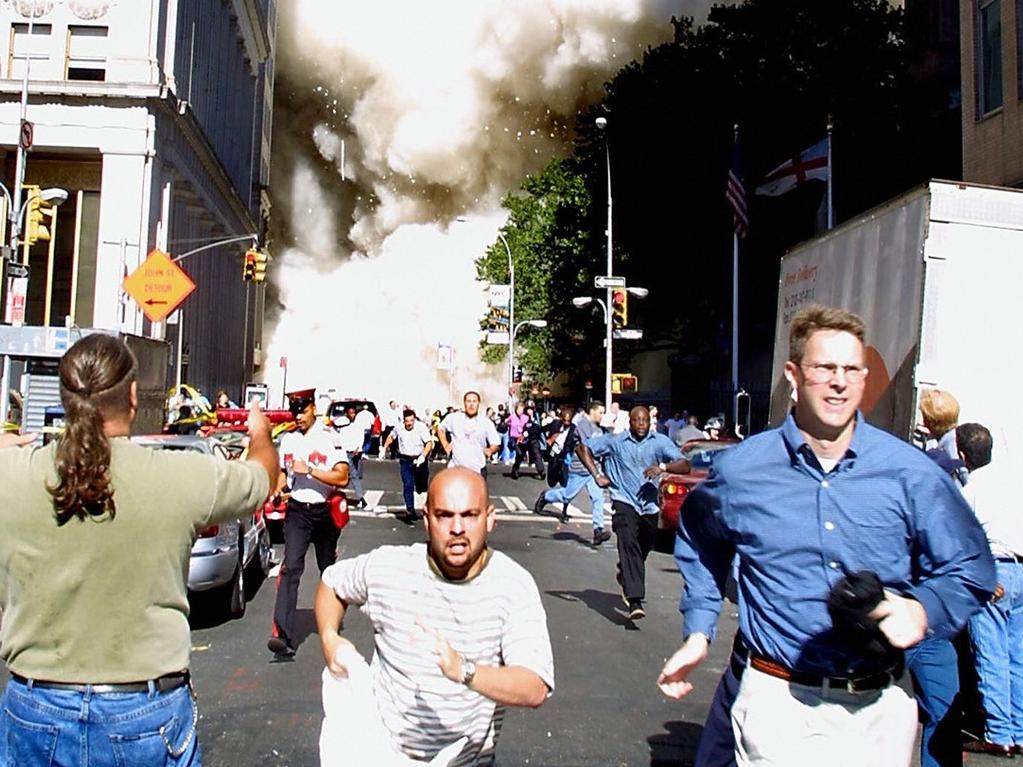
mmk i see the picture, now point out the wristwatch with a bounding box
[459,655,477,686]
[658,462,667,472]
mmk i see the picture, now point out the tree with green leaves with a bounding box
[475,156,603,388]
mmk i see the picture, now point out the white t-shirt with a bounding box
[322,544,555,767]
[279,423,348,504]
[439,412,500,473]
[612,409,630,434]
[355,409,376,433]
[962,464,1023,558]
[395,421,433,457]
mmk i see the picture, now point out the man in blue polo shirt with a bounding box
[577,406,690,620]
[657,305,995,766]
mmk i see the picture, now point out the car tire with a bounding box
[224,543,246,619]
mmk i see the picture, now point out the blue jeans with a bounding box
[399,458,416,511]
[906,638,962,767]
[348,452,364,501]
[543,472,605,528]
[499,432,511,461]
[0,677,200,766]
[969,560,1023,746]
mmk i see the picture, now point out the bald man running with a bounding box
[577,406,691,620]
[315,468,555,766]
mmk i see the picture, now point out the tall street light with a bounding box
[510,318,547,397]
[595,116,614,408]
[574,286,648,400]
[497,232,515,407]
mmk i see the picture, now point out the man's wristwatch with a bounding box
[658,462,667,472]
[459,655,477,686]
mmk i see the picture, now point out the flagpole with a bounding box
[826,116,834,230]
[731,124,740,430]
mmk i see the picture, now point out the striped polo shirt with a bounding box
[322,543,555,766]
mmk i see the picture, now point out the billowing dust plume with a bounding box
[265,0,719,412]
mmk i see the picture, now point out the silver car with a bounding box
[131,434,272,618]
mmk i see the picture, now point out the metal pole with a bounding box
[826,117,834,230]
[731,231,739,428]
[604,135,613,410]
[498,233,513,407]
[10,14,32,245]
[242,282,251,389]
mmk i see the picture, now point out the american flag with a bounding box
[726,137,748,238]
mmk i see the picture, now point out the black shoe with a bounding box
[628,599,646,621]
[396,511,418,525]
[533,491,548,515]
[267,637,295,657]
[593,528,611,545]
[536,473,546,481]
[355,498,368,509]
[510,471,519,480]
[559,507,571,523]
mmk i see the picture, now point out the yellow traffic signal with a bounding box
[242,250,256,282]
[251,249,269,283]
[611,289,628,327]
[24,188,55,247]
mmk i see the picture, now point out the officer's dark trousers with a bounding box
[273,501,340,643]
[612,501,658,602]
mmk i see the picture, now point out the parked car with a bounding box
[656,438,739,551]
[131,434,272,618]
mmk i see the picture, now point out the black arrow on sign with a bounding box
[145,299,168,306]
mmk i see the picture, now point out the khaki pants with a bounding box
[731,666,917,767]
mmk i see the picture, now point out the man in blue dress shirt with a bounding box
[657,305,995,766]
[577,406,690,620]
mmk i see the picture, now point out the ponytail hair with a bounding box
[48,334,137,525]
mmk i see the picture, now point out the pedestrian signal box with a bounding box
[611,373,638,394]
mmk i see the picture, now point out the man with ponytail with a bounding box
[0,333,277,766]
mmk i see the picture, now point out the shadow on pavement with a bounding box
[648,720,702,767]
[546,588,640,630]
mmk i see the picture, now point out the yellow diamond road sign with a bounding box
[123,249,196,323]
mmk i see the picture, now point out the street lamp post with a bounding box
[573,286,647,401]
[595,116,613,410]
[497,232,515,407]
[510,318,547,400]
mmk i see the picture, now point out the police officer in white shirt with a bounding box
[437,391,501,477]
[268,388,349,659]
[382,409,434,524]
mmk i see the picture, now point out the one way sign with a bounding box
[122,248,196,323]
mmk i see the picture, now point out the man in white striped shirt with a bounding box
[315,468,554,766]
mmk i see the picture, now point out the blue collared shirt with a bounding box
[675,412,995,676]
[586,430,682,514]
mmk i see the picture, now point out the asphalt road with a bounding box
[0,458,1006,766]
[187,458,721,766]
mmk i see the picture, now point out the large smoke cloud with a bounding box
[265,0,719,412]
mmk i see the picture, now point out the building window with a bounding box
[977,0,1003,116]
[8,23,52,80]
[66,26,107,82]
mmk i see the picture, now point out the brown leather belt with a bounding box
[11,670,190,694]
[728,635,901,693]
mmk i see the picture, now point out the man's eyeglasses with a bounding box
[799,363,868,384]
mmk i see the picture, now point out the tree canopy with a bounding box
[478,0,959,415]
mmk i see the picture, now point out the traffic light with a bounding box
[24,187,55,247]
[242,250,256,282]
[251,249,269,283]
[611,373,638,394]
[611,289,628,327]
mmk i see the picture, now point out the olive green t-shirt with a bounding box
[0,438,269,683]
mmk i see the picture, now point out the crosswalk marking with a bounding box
[501,496,527,511]
[363,490,384,509]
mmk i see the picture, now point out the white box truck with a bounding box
[769,180,1023,470]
